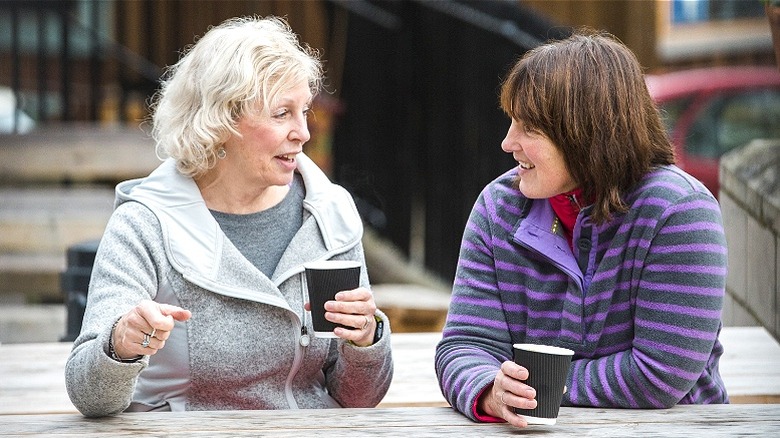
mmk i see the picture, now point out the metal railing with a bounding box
[2,0,161,133]
[330,0,565,281]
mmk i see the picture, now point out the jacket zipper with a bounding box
[551,193,582,236]
[567,193,582,210]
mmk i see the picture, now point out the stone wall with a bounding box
[719,138,780,342]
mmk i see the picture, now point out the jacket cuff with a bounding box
[472,385,505,423]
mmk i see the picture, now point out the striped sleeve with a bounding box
[434,185,515,420]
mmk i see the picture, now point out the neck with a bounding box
[196,171,289,214]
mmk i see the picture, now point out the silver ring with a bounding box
[361,315,370,331]
[149,328,157,339]
[499,391,506,405]
[141,333,151,348]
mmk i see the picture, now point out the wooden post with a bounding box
[768,3,780,71]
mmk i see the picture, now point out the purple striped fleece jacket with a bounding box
[435,165,728,421]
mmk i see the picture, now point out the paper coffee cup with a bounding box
[303,260,361,338]
[512,343,574,425]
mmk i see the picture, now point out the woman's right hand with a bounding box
[478,360,538,428]
[110,300,191,360]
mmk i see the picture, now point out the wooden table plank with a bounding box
[0,342,75,415]
[379,331,446,407]
[1,326,779,416]
[0,405,778,437]
[718,326,780,403]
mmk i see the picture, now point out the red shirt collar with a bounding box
[548,187,584,245]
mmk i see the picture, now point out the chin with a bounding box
[521,187,557,200]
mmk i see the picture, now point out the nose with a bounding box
[290,113,311,144]
[501,122,519,153]
[501,135,513,153]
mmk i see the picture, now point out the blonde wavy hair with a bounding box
[149,16,323,177]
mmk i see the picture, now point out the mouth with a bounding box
[276,153,298,162]
[517,160,535,170]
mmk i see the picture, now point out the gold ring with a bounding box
[361,315,370,331]
[149,328,157,339]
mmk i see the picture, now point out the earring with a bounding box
[217,148,226,159]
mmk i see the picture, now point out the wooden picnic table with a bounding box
[1,404,779,436]
[1,327,779,416]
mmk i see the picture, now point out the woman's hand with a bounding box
[478,361,538,428]
[306,287,378,347]
[110,300,192,360]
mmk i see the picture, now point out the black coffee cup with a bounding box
[303,260,361,337]
[512,343,574,425]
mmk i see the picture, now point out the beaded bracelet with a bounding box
[108,318,142,363]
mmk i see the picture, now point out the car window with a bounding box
[657,97,693,137]
[686,100,719,159]
[687,89,780,159]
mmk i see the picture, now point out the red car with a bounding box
[645,66,780,197]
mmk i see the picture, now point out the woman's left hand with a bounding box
[479,361,537,427]
[307,287,377,347]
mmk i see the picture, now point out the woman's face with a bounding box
[222,81,312,189]
[501,118,577,199]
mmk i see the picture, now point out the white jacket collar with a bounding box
[114,153,363,281]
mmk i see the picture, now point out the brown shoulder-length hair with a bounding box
[499,29,674,224]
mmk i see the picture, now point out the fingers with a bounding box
[323,287,377,346]
[111,300,190,359]
[500,360,530,382]
[488,362,539,428]
[333,287,374,304]
[137,301,190,334]
[159,303,192,322]
[324,287,376,317]
[496,387,537,411]
[493,388,531,428]
[498,362,536,402]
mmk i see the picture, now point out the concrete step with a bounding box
[0,186,114,253]
[0,187,114,302]
[0,304,66,344]
[0,124,158,303]
[0,124,159,184]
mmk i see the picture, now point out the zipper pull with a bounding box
[567,194,582,211]
[299,325,310,347]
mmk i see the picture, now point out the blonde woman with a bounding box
[66,16,392,417]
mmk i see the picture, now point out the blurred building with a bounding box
[0,0,775,289]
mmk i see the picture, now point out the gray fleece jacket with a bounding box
[65,153,393,417]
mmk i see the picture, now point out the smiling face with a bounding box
[222,80,313,190]
[501,118,577,199]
